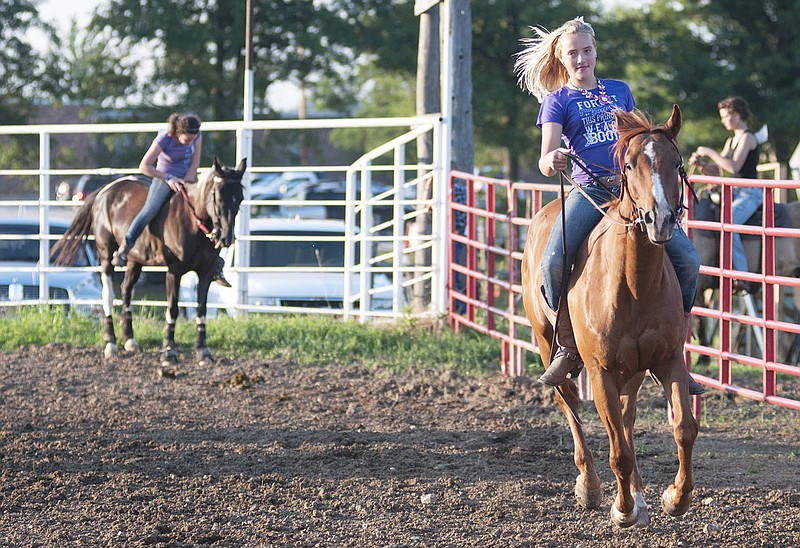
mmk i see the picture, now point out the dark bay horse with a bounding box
[522,105,698,528]
[52,157,246,365]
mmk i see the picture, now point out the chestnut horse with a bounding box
[52,157,246,365]
[522,106,698,528]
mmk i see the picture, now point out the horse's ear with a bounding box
[665,104,682,137]
[213,155,222,171]
[236,158,247,172]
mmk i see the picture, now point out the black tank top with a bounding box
[736,130,759,179]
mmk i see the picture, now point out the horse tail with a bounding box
[50,193,97,266]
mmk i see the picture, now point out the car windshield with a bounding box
[250,230,357,267]
[0,224,91,266]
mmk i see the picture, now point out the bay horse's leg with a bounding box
[193,273,214,366]
[590,370,639,528]
[621,372,650,527]
[651,354,698,518]
[100,262,118,359]
[553,379,603,510]
[161,268,181,366]
[120,264,143,352]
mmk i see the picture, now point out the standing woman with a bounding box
[515,17,702,390]
[690,96,760,293]
[113,113,230,287]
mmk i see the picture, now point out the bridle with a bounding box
[179,172,230,244]
[563,131,697,231]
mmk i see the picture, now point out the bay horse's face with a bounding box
[614,105,685,244]
[208,157,246,249]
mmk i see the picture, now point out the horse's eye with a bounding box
[625,163,633,171]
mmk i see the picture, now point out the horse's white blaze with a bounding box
[101,273,115,316]
[645,141,670,216]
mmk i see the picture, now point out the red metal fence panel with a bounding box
[448,170,800,411]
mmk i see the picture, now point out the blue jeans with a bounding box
[731,186,762,273]
[542,183,700,314]
[124,177,173,247]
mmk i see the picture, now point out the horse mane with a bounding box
[612,108,676,175]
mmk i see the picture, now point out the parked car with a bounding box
[179,218,394,317]
[248,172,325,218]
[71,174,118,202]
[0,211,103,315]
[302,179,398,224]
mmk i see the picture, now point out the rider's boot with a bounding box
[537,299,583,386]
[111,241,130,267]
[212,255,231,288]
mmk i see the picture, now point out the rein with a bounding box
[561,152,637,229]
[178,184,212,236]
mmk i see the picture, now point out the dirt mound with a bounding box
[1,344,798,546]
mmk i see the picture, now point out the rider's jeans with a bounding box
[730,186,762,273]
[541,182,700,314]
[124,177,174,247]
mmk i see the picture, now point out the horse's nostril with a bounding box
[645,210,655,224]
[668,212,676,225]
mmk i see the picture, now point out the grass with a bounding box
[0,307,503,376]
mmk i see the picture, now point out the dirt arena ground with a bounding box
[0,343,798,546]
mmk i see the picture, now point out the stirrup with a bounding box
[537,347,583,387]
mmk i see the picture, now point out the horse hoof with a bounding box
[160,351,178,367]
[661,487,692,517]
[196,349,214,367]
[610,504,639,528]
[124,339,139,352]
[103,343,118,359]
[575,482,603,509]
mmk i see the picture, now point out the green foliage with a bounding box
[0,0,54,123]
[0,308,502,375]
[328,68,416,155]
[46,20,137,108]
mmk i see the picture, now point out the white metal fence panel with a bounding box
[0,117,444,320]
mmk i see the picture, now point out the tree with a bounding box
[0,0,61,195]
[44,20,137,109]
[600,0,800,162]
[0,0,55,123]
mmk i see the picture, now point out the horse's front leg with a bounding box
[554,378,602,510]
[590,370,638,528]
[120,263,143,353]
[652,354,698,518]
[161,269,181,366]
[621,372,649,527]
[193,271,214,366]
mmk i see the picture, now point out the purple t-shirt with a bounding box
[153,130,200,179]
[537,79,635,185]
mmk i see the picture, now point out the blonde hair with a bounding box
[514,17,597,102]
